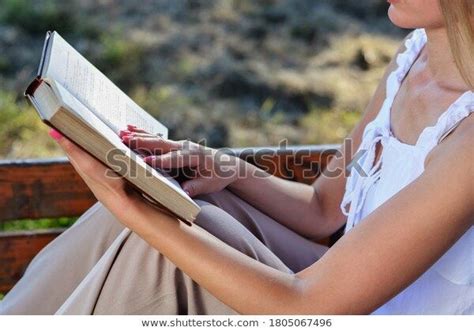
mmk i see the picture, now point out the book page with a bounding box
[41,31,168,138]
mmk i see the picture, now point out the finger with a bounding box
[144,150,200,169]
[124,136,182,155]
[55,134,109,180]
[126,125,149,134]
[120,132,158,148]
[180,178,213,198]
[121,132,156,145]
[127,133,156,138]
[119,130,132,138]
[49,129,83,167]
[143,151,187,169]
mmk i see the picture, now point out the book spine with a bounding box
[24,77,43,97]
[38,31,52,77]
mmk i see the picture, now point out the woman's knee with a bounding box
[194,189,236,208]
[193,200,274,261]
[193,199,226,230]
[193,200,252,248]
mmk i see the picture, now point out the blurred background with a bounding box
[0,0,406,159]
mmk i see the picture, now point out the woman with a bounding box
[1,0,472,314]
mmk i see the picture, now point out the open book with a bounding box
[25,31,200,224]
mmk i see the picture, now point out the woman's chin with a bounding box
[387,4,444,30]
[388,5,409,29]
[387,6,416,29]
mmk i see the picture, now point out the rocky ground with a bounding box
[0,0,406,158]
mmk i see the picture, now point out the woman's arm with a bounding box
[228,35,413,241]
[54,112,473,314]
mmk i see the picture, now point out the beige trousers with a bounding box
[0,189,328,315]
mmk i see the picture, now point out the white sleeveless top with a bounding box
[340,29,474,314]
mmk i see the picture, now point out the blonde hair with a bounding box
[438,0,474,89]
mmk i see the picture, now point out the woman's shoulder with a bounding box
[430,111,474,156]
[425,113,474,198]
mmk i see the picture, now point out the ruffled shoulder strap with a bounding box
[417,91,474,149]
[362,29,427,138]
[379,29,428,129]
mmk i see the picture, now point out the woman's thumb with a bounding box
[181,178,209,198]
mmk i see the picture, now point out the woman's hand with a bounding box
[48,128,168,228]
[120,125,241,197]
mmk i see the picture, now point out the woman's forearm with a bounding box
[228,159,334,240]
[124,202,310,314]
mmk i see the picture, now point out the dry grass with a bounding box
[0,0,404,157]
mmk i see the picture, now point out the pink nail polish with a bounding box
[119,130,131,137]
[48,129,63,141]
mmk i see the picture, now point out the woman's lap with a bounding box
[195,189,328,273]
[0,188,327,314]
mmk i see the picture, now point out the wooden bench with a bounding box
[0,145,340,294]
